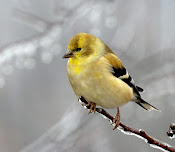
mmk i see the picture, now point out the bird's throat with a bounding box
[68,58,86,74]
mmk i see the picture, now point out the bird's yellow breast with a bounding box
[68,58,82,74]
[68,57,88,74]
[67,56,133,109]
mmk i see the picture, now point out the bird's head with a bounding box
[63,33,107,60]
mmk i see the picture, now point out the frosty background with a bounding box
[0,0,175,152]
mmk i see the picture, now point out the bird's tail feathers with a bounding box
[136,98,160,112]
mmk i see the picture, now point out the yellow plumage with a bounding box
[63,33,159,129]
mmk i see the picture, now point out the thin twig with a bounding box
[79,96,175,152]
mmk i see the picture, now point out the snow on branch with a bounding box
[79,97,175,152]
[167,123,175,139]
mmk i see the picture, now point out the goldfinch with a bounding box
[63,33,159,130]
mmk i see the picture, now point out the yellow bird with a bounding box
[63,33,159,130]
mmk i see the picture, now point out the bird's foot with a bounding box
[112,107,120,130]
[87,102,96,114]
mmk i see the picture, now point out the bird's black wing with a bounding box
[111,66,141,97]
[104,53,143,97]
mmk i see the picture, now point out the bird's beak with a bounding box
[62,49,73,59]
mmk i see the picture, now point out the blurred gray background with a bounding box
[0,0,175,152]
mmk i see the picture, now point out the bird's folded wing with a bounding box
[104,53,142,96]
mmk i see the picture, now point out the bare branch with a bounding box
[79,96,175,152]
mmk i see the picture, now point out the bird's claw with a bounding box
[87,102,96,114]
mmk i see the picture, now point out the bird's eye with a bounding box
[76,48,81,51]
